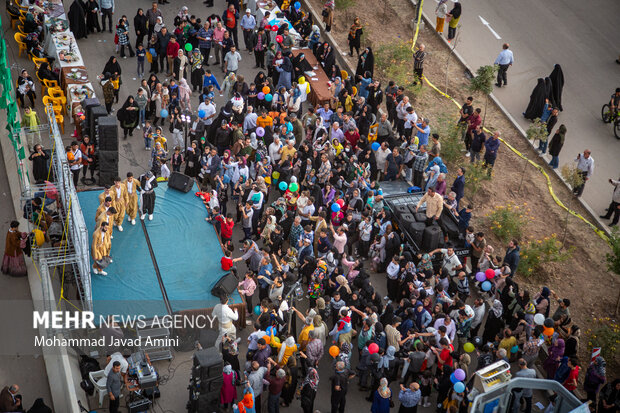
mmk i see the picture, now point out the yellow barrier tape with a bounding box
[411,0,424,51]
[411,27,610,243]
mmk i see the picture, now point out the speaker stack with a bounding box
[186,347,224,413]
[89,105,108,141]
[96,116,119,186]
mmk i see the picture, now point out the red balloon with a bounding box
[276,35,283,43]
[368,342,379,354]
[485,268,495,279]
[265,24,271,30]
[271,25,279,32]
[336,199,345,207]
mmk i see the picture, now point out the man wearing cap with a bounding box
[139,171,158,221]
[123,172,140,225]
[513,358,536,413]
[240,9,256,52]
[398,382,422,413]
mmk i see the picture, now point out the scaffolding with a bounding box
[20,104,92,315]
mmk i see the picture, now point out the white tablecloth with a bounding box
[66,82,95,123]
[247,0,301,41]
[51,32,85,69]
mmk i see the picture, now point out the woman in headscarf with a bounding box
[184,141,200,177]
[300,366,319,413]
[178,78,192,110]
[189,49,204,92]
[446,2,461,41]
[347,17,363,57]
[543,337,565,379]
[598,379,620,413]
[371,377,391,413]
[21,106,42,151]
[435,0,449,34]
[482,299,505,345]
[271,333,298,367]
[153,16,164,35]
[547,124,566,169]
[220,364,238,410]
[308,25,321,52]
[117,17,135,58]
[173,49,189,81]
[549,64,564,111]
[584,356,606,406]
[103,56,122,77]
[378,345,398,382]
[37,62,58,82]
[533,286,552,317]
[523,78,546,120]
[118,95,139,138]
[564,325,580,358]
[29,145,49,182]
[232,382,255,413]
[16,70,36,109]
[276,53,293,90]
[1,221,27,277]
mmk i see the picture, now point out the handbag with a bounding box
[321,9,329,17]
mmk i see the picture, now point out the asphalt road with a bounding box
[423,0,620,218]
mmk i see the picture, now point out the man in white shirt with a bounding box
[268,136,282,165]
[469,298,486,337]
[243,106,258,133]
[430,246,462,278]
[224,45,242,74]
[212,295,239,347]
[198,98,216,126]
[396,96,412,136]
[69,141,83,187]
[375,141,391,180]
[573,149,594,197]
[433,316,456,343]
[386,255,401,301]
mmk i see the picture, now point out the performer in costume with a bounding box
[139,171,158,220]
[123,172,141,225]
[92,221,112,275]
[95,196,114,225]
[98,185,117,207]
[111,176,128,231]
[212,294,239,348]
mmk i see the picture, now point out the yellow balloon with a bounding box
[33,229,45,246]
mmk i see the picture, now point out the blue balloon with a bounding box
[294,1,301,9]
[454,382,465,393]
[331,203,341,213]
[450,373,459,384]
[279,181,288,191]
[198,109,206,118]
[253,305,261,315]
[265,93,273,102]
[266,325,276,336]
[371,142,380,151]
[160,109,169,118]
[481,281,492,291]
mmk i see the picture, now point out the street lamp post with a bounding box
[180,111,192,149]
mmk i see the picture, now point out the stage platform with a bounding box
[79,182,242,320]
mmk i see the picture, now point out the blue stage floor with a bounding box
[79,182,240,320]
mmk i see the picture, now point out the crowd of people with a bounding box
[8,0,620,412]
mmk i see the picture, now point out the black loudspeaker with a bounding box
[414,212,428,223]
[439,212,460,239]
[98,170,117,186]
[409,222,426,246]
[168,172,193,193]
[89,105,108,140]
[98,150,119,172]
[211,272,239,299]
[193,348,223,380]
[96,116,118,151]
[422,225,442,251]
[80,98,100,117]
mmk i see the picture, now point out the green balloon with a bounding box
[463,342,475,353]
[289,182,298,192]
[184,43,192,52]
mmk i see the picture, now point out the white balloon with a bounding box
[534,313,545,325]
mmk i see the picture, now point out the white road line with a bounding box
[478,16,502,40]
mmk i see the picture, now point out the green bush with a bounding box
[585,317,620,364]
[375,41,423,94]
[465,161,492,201]
[518,234,572,276]
[486,203,529,242]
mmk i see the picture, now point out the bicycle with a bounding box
[600,103,620,139]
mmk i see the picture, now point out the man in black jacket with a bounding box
[249,27,268,69]
[215,120,231,155]
[134,8,148,49]
[156,26,172,74]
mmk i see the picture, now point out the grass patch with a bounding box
[375,41,423,95]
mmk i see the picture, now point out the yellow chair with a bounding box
[341,70,349,80]
[44,106,65,133]
[19,16,26,27]
[31,56,47,69]
[48,87,66,100]
[42,95,66,115]
[351,86,358,96]
[17,25,26,35]
[14,33,27,57]
[42,79,59,92]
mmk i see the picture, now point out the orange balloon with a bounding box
[543,327,554,336]
[262,86,270,94]
[329,345,340,358]
[262,335,271,345]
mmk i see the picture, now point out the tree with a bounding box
[469,65,498,126]
[465,162,492,201]
[526,118,547,146]
[605,228,620,314]
[559,164,584,247]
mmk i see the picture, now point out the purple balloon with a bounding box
[475,272,486,282]
[257,92,265,100]
[256,127,265,137]
[454,369,466,381]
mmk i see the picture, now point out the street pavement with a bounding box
[422,0,620,219]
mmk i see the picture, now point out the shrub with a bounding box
[487,203,529,242]
[526,118,548,143]
[518,234,572,276]
[375,41,424,95]
[432,113,462,166]
[585,317,620,364]
[465,162,492,201]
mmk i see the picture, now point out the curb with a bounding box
[409,0,612,238]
